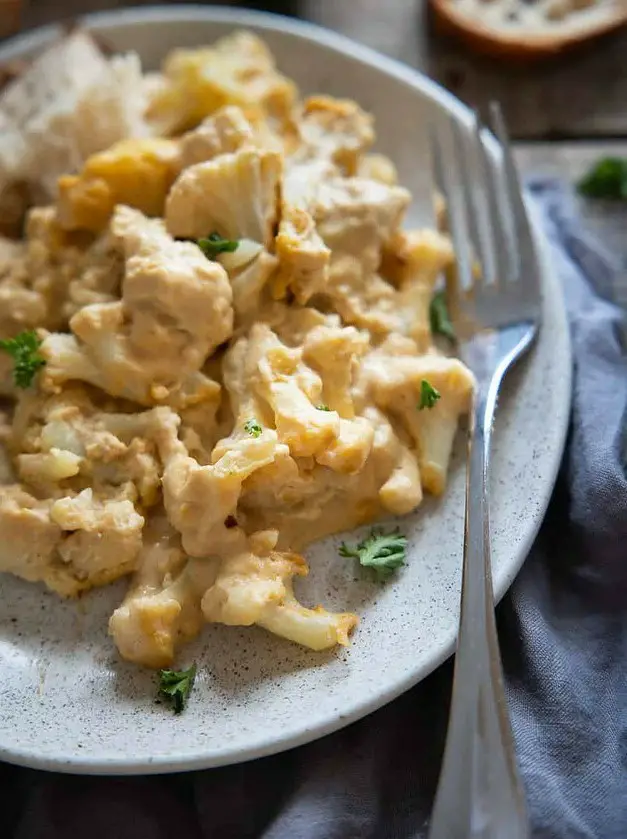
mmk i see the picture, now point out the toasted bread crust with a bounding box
[430,0,627,59]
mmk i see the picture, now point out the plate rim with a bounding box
[0,4,572,775]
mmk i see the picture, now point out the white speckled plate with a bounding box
[0,6,571,775]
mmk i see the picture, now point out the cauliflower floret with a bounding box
[297,180,452,345]
[357,153,398,186]
[223,321,374,487]
[110,523,356,667]
[165,146,281,249]
[381,228,455,350]
[201,535,358,651]
[146,31,297,135]
[41,207,233,405]
[292,95,374,175]
[62,226,124,319]
[178,105,256,168]
[50,487,144,587]
[0,483,143,596]
[109,518,212,668]
[11,385,164,505]
[239,324,341,458]
[314,176,410,261]
[153,407,287,557]
[56,137,181,233]
[0,209,84,341]
[273,170,409,315]
[272,160,335,304]
[229,249,279,328]
[0,207,124,344]
[303,322,369,419]
[0,486,63,588]
[362,349,475,495]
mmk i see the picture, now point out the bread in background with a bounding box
[430,0,627,59]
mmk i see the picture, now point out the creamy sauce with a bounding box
[0,30,474,667]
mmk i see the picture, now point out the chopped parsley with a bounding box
[578,158,627,201]
[339,527,408,581]
[418,379,441,410]
[157,663,197,714]
[197,232,239,260]
[429,290,455,342]
[0,329,45,388]
[244,418,262,438]
[316,404,331,411]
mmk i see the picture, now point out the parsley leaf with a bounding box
[418,379,440,410]
[339,527,407,580]
[244,418,262,438]
[578,158,627,201]
[316,404,331,411]
[0,329,45,388]
[157,663,197,714]
[197,232,239,260]
[429,291,455,342]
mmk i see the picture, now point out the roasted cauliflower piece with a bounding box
[41,206,232,405]
[109,519,212,668]
[165,146,281,249]
[293,95,374,175]
[178,105,256,168]
[357,153,398,186]
[273,160,334,304]
[110,524,356,668]
[153,406,287,557]
[362,349,475,495]
[0,209,93,342]
[0,483,143,597]
[146,31,297,135]
[202,533,358,651]
[50,487,144,588]
[11,384,164,506]
[56,138,180,233]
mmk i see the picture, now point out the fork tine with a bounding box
[452,113,486,289]
[489,102,535,281]
[472,110,508,288]
[429,117,473,292]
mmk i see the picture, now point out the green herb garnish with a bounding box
[197,232,239,260]
[429,290,455,342]
[339,527,407,580]
[244,418,262,438]
[418,379,441,410]
[316,404,331,411]
[578,158,627,200]
[0,329,45,388]
[157,664,197,714]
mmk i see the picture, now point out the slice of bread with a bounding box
[430,0,627,59]
[0,30,149,232]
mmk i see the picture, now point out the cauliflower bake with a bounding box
[0,30,474,669]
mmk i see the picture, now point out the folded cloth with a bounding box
[4,179,627,839]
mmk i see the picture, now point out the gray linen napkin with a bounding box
[4,179,627,839]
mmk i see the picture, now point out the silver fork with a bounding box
[427,103,539,839]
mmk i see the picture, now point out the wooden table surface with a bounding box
[5,0,627,258]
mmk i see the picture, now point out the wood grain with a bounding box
[0,0,23,38]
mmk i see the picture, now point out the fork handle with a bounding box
[428,382,529,839]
